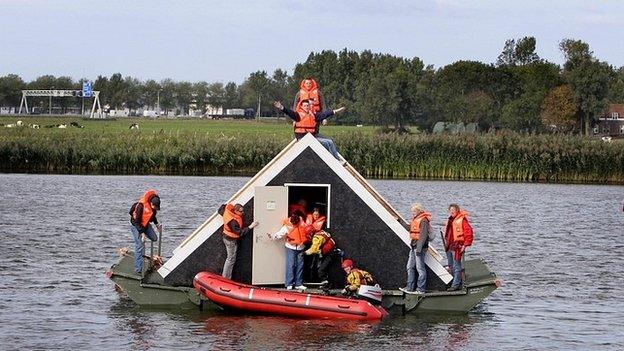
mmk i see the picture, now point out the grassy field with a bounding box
[0,115,376,138]
[2,115,623,183]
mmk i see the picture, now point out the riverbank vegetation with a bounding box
[1,122,622,183]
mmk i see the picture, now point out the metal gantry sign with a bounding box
[18,89,104,118]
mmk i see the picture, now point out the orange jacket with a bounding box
[283,217,309,246]
[295,79,322,113]
[222,204,244,239]
[293,109,317,135]
[133,189,158,228]
[444,211,473,249]
[409,212,432,241]
[306,214,326,232]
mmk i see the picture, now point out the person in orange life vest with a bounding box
[288,198,308,217]
[443,203,474,291]
[129,189,162,275]
[340,259,375,295]
[293,78,324,113]
[400,203,431,295]
[305,207,326,232]
[267,211,309,290]
[273,100,345,159]
[221,203,259,280]
[304,229,336,286]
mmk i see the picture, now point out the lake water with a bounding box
[0,174,623,350]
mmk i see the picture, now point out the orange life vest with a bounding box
[134,189,158,228]
[283,217,308,246]
[222,204,244,239]
[445,210,469,244]
[293,109,317,135]
[409,212,432,241]
[316,231,335,255]
[306,214,326,232]
[296,79,321,113]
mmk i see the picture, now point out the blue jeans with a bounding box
[406,248,427,291]
[285,247,304,287]
[446,250,463,288]
[315,134,340,159]
[131,225,158,274]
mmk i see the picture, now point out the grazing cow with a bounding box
[70,122,84,128]
[16,120,23,127]
[58,124,67,129]
[28,124,40,129]
[129,123,140,130]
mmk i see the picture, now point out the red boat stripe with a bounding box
[195,279,369,317]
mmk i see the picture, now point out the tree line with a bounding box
[1,37,623,134]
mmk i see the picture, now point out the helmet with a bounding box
[341,259,353,269]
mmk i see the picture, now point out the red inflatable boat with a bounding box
[193,271,387,320]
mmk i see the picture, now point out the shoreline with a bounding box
[1,169,622,186]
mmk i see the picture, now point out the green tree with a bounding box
[241,71,271,117]
[608,66,624,103]
[123,76,142,111]
[107,73,126,109]
[540,85,577,132]
[0,74,25,107]
[560,39,612,135]
[357,54,424,130]
[223,82,240,109]
[175,81,193,115]
[193,81,210,113]
[142,79,161,110]
[159,79,176,113]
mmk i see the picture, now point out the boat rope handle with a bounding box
[219,287,231,292]
[284,298,297,303]
[338,305,351,309]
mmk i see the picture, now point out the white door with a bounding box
[253,186,288,284]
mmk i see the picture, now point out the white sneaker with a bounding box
[319,280,329,285]
[295,285,307,290]
[414,290,426,295]
[286,286,293,290]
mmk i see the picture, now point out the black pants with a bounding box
[309,254,333,281]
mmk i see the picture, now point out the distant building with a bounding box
[594,104,624,137]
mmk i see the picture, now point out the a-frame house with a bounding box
[158,134,452,290]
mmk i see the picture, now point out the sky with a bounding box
[1,0,623,84]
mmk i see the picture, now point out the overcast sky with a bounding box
[1,0,623,83]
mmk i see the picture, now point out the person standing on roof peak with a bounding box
[273,100,345,160]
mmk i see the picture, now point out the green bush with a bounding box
[1,128,623,183]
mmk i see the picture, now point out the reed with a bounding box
[1,128,623,184]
